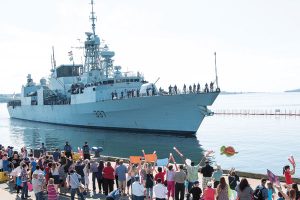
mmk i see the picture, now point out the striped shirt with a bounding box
[47,184,58,200]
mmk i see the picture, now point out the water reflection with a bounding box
[9,118,203,161]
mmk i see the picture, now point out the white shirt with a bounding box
[154,183,168,199]
[132,181,145,196]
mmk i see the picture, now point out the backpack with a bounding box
[253,186,264,200]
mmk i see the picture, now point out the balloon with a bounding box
[220,146,238,157]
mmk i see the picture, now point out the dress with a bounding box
[216,185,229,200]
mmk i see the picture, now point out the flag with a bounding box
[267,169,279,186]
[68,51,73,61]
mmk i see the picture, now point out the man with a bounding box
[64,142,73,159]
[20,163,30,199]
[67,169,85,200]
[189,181,202,200]
[32,173,44,200]
[52,148,61,162]
[154,178,168,200]
[90,160,99,192]
[115,160,128,194]
[132,176,145,200]
[40,143,46,155]
[75,159,85,185]
[82,142,90,160]
[253,178,268,200]
[184,159,201,194]
[200,160,214,189]
[212,164,223,188]
[174,165,186,200]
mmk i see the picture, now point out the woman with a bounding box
[83,159,90,191]
[145,166,155,200]
[102,161,115,195]
[266,181,275,200]
[51,162,61,192]
[235,178,253,200]
[228,170,240,190]
[166,164,177,200]
[97,160,104,193]
[216,177,229,200]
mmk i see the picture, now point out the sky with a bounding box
[0,0,299,94]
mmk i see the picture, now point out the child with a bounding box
[283,164,295,185]
[203,182,215,200]
[266,181,275,200]
[189,181,202,200]
[47,178,58,200]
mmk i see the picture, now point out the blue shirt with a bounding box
[31,161,37,172]
[115,164,127,181]
[52,152,61,162]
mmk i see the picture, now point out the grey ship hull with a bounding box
[8,92,219,134]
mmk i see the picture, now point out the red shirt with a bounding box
[284,171,293,184]
[103,166,115,180]
[154,171,166,183]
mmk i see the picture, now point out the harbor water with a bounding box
[0,92,299,177]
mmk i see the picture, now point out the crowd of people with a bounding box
[0,142,298,200]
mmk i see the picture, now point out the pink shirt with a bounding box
[203,187,215,200]
[47,184,58,200]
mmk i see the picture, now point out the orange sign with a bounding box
[130,156,142,164]
[144,154,157,162]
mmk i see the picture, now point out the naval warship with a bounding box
[7,0,220,134]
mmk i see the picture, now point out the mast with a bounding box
[90,0,96,36]
[214,52,219,89]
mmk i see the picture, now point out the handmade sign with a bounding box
[267,169,280,186]
[173,147,183,157]
[156,158,169,166]
[220,146,238,157]
[288,155,296,166]
[144,154,157,162]
[130,156,142,164]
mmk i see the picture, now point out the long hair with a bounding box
[219,177,227,190]
[239,178,249,191]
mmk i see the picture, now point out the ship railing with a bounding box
[7,100,21,107]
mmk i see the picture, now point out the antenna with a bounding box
[52,46,56,68]
[214,52,219,89]
[90,0,97,35]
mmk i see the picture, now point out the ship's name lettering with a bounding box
[93,110,106,118]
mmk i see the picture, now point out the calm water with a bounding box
[1,92,299,177]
